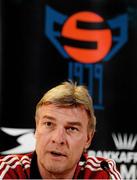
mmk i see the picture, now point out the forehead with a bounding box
[36,104,89,124]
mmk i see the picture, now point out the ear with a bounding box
[34,129,38,139]
[85,129,95,149]
[34,116,39,139]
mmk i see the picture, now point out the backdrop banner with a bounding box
[0,0,137,179]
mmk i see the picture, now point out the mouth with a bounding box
[50,151,67,157]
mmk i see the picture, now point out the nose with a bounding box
[51,127,66,145]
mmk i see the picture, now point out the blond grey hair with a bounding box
[35,81,96,130]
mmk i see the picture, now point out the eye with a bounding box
[47,122,51,126]
[67,126,79,132]
[44,121,53,127]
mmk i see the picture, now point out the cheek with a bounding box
[35,131,49,150]
[69,138,85,163]
[74,132,88,143]
[69,134,87,151]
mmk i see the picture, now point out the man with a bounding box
[0,81,121,179]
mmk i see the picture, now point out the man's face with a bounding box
[35,104,93,177]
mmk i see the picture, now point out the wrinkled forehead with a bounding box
[36,103,89,122]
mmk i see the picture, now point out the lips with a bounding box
[50,151,67,157]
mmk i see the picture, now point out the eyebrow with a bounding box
[67,122,82,127]
[42,115,55,121]
[42,115,82,127]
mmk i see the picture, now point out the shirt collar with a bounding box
[30,151,42,179]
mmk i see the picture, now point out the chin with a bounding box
[46,164,67,174]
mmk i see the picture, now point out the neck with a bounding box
[38,162,77,179]
[41,171,74,179]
